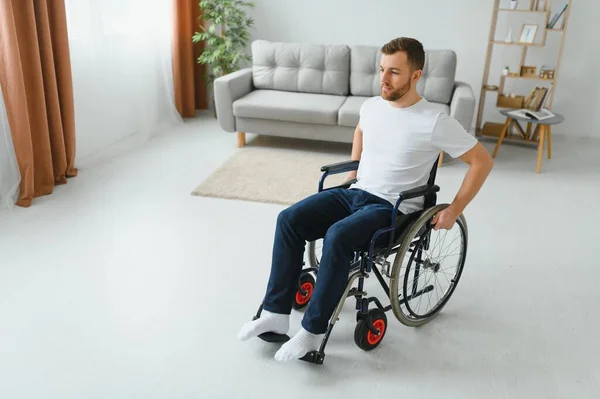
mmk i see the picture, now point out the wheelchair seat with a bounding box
[392,211,422,242]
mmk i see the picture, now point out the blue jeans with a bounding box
[262,188,398,334]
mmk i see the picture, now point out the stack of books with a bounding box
[523,87,552,110]
[508,86,556,120]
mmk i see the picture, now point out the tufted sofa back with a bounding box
[350,45,457,104]
[250,40,457,104]
[251,40,351,96]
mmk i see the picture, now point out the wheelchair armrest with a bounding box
[318,162,358,192]
[393,184,440,213]
[398,184,440,201]
[320,160,359,174]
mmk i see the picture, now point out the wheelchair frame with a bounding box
[254,156,461,365]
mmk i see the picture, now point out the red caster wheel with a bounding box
[354,309,387,351]
[292,273,315,310]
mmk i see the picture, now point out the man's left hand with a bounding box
[431,207,459,231]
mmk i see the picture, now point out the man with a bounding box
[238,37,493,362]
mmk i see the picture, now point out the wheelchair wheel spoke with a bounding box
[439,267,453,287]
[415,267,436,314]
[431,229,448,257]
[436,235,461,264]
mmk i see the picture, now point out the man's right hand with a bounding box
[344,172,357,184]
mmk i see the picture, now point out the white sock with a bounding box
[237,310,289,341]
[274,327,323,362]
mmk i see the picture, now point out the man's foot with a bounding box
[237,310,289,341]
[274,327,323,361]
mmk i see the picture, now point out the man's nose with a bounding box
[380,71,390,84]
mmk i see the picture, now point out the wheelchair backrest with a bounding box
[424,156,440,209]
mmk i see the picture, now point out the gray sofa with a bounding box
[214,39,475,149]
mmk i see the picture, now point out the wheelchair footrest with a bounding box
[257,332,290,343]
[299,350,325,365]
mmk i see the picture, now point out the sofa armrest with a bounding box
[213,68,254,132]
[450,81,476,133]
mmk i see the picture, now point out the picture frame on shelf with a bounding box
[520,66,537,77]
[539,68,555,79]
[519,24,538,43]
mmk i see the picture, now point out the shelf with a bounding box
[496,104,522,109]
[492,41,545,46]
[479,131,539,145]
[503,75,554,82]
[477,125,539,145]
[475,0,571,136]
[498,9,548,13]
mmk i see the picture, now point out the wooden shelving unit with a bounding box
[475,0,571,140]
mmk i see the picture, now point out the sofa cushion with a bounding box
[233,89,347,126]
[251,40,351,96]
[350,45,457,104]
[338,96,371,127]
[350,46,381,98]
[419,50,457,104]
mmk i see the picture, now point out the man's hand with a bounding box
[431,206,460,231]
[344,171,357,184]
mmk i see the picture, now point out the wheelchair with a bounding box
[252,156,468,365]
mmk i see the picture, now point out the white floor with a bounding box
[1,113,599,399]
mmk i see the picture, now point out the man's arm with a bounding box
[346,123,363,180]
[433,142,493,230]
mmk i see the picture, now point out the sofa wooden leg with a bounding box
[237,132,246,147]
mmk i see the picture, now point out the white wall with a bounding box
[244,0,598,138]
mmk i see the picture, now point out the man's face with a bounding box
[379,51,420,101]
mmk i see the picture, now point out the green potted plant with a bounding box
[193,0,255,116]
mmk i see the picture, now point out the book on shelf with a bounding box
[547,4,568,29]
[508,108,555,120]
[523,86,551,110]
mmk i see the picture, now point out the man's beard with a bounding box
[381,79,411,101]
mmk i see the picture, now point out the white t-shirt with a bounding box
[350,96,477,214]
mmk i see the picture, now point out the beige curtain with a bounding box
[0,0,77,207]
[173,0,208,118]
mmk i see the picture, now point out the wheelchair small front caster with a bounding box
[292,272,315,310]
[354,309,387,351]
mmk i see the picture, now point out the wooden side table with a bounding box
[492,109,564,173]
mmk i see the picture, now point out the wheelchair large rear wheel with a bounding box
[389,204,468,327]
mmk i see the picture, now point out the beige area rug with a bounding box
[192,135,354,205]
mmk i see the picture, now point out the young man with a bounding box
[238,37,493,361]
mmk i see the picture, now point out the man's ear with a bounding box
[412,69,422,83]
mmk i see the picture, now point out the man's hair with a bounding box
[381,37,425,72]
